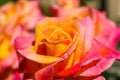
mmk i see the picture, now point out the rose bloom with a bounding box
[0,16,34,79]
[0,25,30,80]
[15,17,120,80]
[0,0,42,79]
[0,11,34,78]
[50,1,119,49]
[0,0,43,30]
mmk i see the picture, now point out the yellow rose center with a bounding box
[36,26,72,57]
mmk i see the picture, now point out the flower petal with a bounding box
[14,36,34,50]
[17,48,61,64]
[34,32,79,79]
[72,16,95,64]
[57,42,101,77]
[35,64,54,80]
[79,58,115,76]
[90,7,119,48]
[79,16,94,53]
[57,38,120,77]
[94,39,120,60]
[77,39,120,76]
[35,18,60,50]
[71,16,95,64]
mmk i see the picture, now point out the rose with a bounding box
[0,25,28,79]
[0,1,41,78]
[0,0,43,30]
[15,17,120,80]
[0,0,42,63]
[0,0,43,75]
[0,17,33,79]
[51,7,119,48]
[50,1,119,49]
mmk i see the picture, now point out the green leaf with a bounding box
[0,0,16,6]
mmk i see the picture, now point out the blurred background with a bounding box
[0,0,120,80]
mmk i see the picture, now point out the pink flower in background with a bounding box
[50,1,119,49]
[0,0,43,79]
[0,0,44,30]
[0,26,28,80]
[15,17,120,80]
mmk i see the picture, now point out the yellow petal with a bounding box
[35,18,61,51]
[0,39,9,62]
[65,52,74,69]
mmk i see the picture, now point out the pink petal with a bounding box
[0,68,23,80]
[78,39,120,76]
[57,42,101,77]
[94,39,120,60]
[14,36,43,73]
[57,39,120,77]
[79,57,115,76]
[35,64,54,80]
[6,0,44,30]
[12,70,23,80]
[79,16,94,53]
[14,36,34,50]
[94,76,105,80]
[0,52,18,72]
[90,7,119,48]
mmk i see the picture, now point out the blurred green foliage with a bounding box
[40,0,58,16]
[0,0,16,6]
[80,0,90,6]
